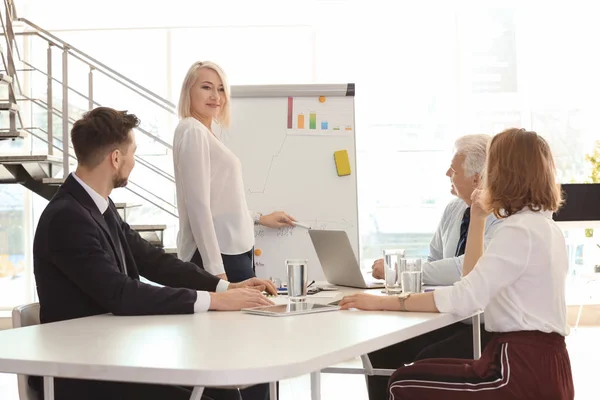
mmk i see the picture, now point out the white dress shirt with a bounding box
[73,172,109,214]
[434,209,569,336]
[71,173,226,313]
[423,197,502,285]
[173,117,255,276]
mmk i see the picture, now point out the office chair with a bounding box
[12,303,41,400]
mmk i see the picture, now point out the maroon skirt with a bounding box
[388,330,574,400]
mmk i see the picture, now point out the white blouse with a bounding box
[434,209,569,336]
[173,117,255,276]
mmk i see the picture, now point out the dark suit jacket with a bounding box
[31,174,222,399]
[33,173,220,322]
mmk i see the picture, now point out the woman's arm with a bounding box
[462,217,486,276]
[339,292,438,312]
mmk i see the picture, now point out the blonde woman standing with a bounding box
[173,62,293,400]
[174,61,295,285]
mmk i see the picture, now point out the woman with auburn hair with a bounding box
[340,128,574,399]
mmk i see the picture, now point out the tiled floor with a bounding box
[1,327,599,399]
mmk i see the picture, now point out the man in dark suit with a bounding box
[33,107,276,400]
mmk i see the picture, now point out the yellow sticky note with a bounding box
[334,150,351,176]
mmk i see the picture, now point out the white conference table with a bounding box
[0,285,481,400]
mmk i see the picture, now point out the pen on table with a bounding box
[294,222,312,229]
[307,280,315,288]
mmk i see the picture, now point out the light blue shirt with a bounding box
[423,197,502,285]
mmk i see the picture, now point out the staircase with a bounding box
[0,154,63,199]
[0,0,176,252]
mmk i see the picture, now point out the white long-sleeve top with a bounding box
[434,209,569,335]
[173,117,255,276]
[423,198,502,285]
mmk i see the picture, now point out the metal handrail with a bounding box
[24,126,178,217]
[1,0,178,217]
[18,59,174,150]
[24,96,175,183]
[3,0,176,154]
[17,18,177,112]
[0,3,23,129]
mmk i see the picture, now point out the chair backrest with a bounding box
[12,303,41,400]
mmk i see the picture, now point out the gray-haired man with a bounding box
[368,134,502,400]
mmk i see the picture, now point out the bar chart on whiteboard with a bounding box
[286,96,354,136]
[218,86,358,281]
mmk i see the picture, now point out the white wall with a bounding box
[17,0,317,30]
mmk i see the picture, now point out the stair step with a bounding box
[0,176,18,184]
[130,224,167,232]
[41,178,65,185]
[136,230,162,247]
[0,74,13,84]
[0,102,19,112]
[114,203,141,210]
[0,155,63,165]
[0,129,26,140]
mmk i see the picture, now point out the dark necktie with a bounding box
[455,207,471,257]
[103,208,128,275]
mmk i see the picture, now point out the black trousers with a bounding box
[191,248,255,283]
[35,375,268,400]
[367,322,494,400]
[35,378,218,400]
[190,248,269,400]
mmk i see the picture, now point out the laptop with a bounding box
[308,230,385,289]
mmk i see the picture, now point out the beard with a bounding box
[112,167,129,189]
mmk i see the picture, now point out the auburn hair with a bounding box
[482,128,563,218]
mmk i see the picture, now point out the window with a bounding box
[0,185,32,309]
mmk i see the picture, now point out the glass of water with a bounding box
[383,249,405,295]
[401,258,423,294]
[286,259,308,302]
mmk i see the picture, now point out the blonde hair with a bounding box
[482,128,563,219]
[177,61,231,127]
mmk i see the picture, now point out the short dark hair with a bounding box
[71,107,140,168]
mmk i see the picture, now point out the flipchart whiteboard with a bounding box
[216,84,358,282]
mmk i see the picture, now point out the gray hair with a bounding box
[454,134,492,177]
